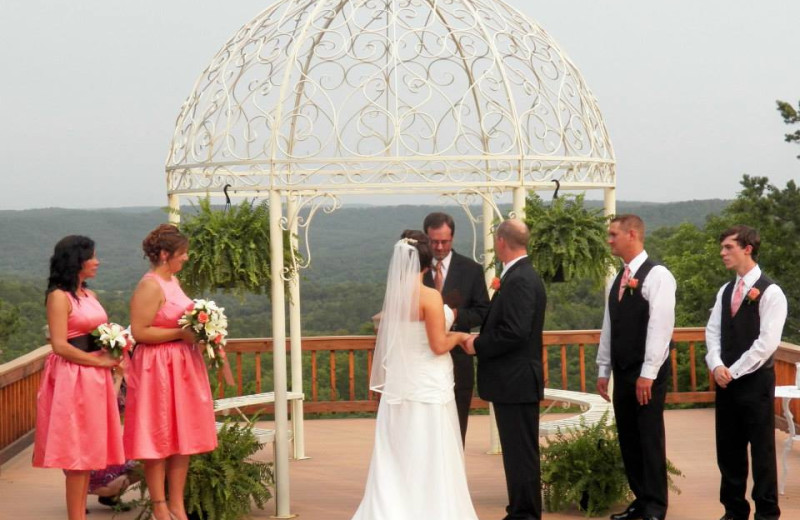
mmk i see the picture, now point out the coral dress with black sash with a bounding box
[123,272,217,459]
[33,291,125,470]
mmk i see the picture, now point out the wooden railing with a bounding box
[218,328,718,414]
[0,346,51,465]
[2,331,799,463]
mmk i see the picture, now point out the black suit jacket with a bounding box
[474,258,546,403]
[423,250,489,333]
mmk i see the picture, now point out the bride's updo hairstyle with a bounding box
[400,229,433,270]
[142,224,189,266]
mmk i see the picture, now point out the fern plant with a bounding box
[179,197,297,298]
[523,193,614,285]
[541,412,683,517]
[131,420,273,520]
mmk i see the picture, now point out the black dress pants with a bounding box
[451,348,474,445]
[494,401,541,520]
[612,363,669,519]
[715,368,780,520]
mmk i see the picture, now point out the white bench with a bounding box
[539,388,614,437]
[214,391,304,457]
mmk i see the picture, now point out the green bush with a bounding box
[541,412,682,517]
[132,420,273,520]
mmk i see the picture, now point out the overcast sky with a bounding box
[1,0,798,210]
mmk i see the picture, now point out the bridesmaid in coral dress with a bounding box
[124,224,217,520]
[33,235,124,520]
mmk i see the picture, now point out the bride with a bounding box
[351,230,479,520]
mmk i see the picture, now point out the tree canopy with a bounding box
[776,99,800,158]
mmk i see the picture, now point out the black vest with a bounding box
[608,259,657,371]
[720,274,775,370]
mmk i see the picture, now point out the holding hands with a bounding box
[460,334,476,355]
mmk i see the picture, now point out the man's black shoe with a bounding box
[609,506,643,520]
[718,516,735,520]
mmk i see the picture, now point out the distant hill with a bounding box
[0,199,729,361]
[0,199,728,289]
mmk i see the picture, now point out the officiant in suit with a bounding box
[463,219,546,520]
[422,212,490,444]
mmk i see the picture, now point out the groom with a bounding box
[463,219,546,520]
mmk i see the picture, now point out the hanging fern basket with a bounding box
[179,197,296,298]
[523,193,614,285]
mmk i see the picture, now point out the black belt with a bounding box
[67,334,100,353]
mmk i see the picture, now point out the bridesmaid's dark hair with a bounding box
[142,224,189,265]
[46,235,95,300]
[400,229,433,270]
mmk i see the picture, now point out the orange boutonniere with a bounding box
[491,277,501,291]
[745,287,760,304]
[625,278,639,295]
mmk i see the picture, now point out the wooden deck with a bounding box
[2,409,799,519]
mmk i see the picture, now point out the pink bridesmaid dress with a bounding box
[33,292,125,470]
[123,272,217,459]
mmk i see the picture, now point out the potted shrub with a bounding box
[179,197,297,297]
[541,412,682,517]
[523,192,614,284]
[131,420,273,520]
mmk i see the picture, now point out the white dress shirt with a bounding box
[597,251,677,380]
[704,265,788,379]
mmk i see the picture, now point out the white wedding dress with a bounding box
[352,307,479,520]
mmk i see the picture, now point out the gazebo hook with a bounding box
[223,184,232,212]
[551,179,561,200]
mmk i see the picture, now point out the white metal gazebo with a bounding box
[164,0,616,516]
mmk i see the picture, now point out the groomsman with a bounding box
[422,212,490,444]
[597,214,675,520]
[464,219,546,520]
[705,225,787,520]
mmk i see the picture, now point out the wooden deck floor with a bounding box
[2,409,799,519]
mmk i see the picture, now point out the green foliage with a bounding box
[524,193,614,285]
[776,99,800,158]
[179,197,296,298]
[0,299,21,357]
[718,175,800,342]
[541,413,629,516]
[541,412,683,516]
[132,421,273,520]
[648,223,729,328]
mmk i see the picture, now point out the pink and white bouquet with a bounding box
[179,299,229,370]
[91,323,135,359]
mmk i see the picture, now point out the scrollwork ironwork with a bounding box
[165,0,615,196]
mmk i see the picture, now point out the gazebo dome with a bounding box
[166,0,615,196]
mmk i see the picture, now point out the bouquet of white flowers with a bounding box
[178,299,229,370]
[91,323,135,359]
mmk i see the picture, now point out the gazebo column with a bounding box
[603,186,616,291]
[482,199,502,455]
[286,194,307,460]
[168,194,180,225]
[512,186,526,217]
[270,189,294,518]
[603,186,617,401]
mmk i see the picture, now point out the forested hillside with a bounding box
[0,199,728,362]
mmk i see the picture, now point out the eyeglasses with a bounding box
[430,239,452,246]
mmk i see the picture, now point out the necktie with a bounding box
[617,266,630,301]
[731,278,745,316]
[434,261,444,293]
